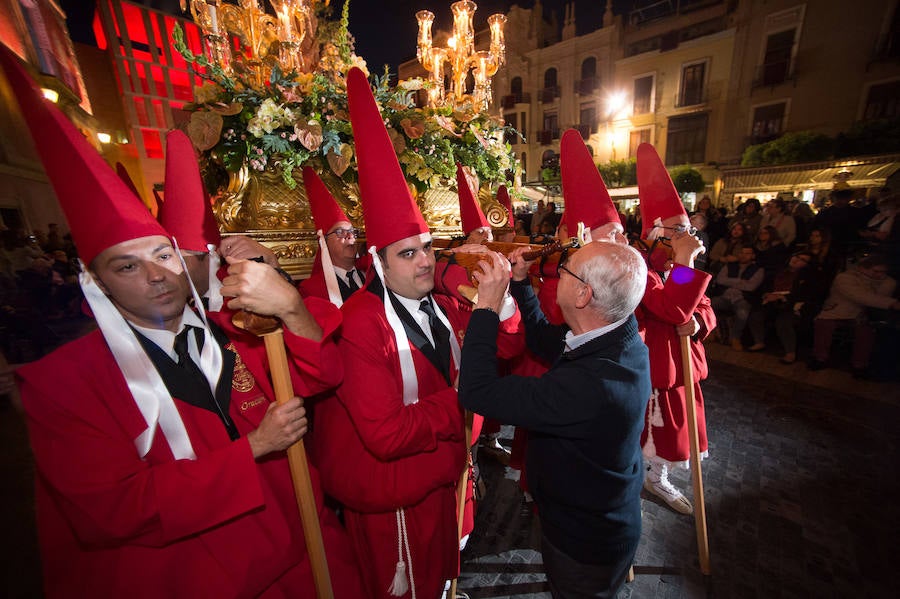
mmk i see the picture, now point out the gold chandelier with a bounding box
[181,0,318,90]
[415,1,506,111]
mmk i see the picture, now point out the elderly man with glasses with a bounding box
[458,242,650,599]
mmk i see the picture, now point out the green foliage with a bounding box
[741,131,834,166]
[597,158,636,188]
[171,15,514,194]
[835,118,900,157]
[670,166,705,194]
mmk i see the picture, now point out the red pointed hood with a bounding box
[347,67,428,250]
[637,143,686,236]
[456,163,488,235]
[303,167,349,232]
[0,44,166,266]
[560,129,618,233]
[159,130,220,251]
[116,162,143,202]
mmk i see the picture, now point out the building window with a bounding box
[629,129,651,158]
[520,111,527,139]
[578,57,599,95]
[633,75,654,114]
[760,28,796,86]
[863,80,900,120]
[541,112,559,144]
[579,104,597,138]
[666,113,708,165]
[678,62,706,107]
[751,102,786,141]
[581,57,597,80]
[544,68,558,89]
[541,68,559,102]
[511,76,523,100]
[520,152,527,182]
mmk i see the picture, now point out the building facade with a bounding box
[401,0,900,210]
[0,0,95,236]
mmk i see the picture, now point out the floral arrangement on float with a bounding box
[173,0,514,204]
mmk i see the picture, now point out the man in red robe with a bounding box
[312,67,468,599]
[3,47,362,598]
[634,143,716,515]
[298,166,368,306]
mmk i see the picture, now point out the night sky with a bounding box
[61,0,625,76]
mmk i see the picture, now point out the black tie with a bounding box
[174,326,204,370]
[173,325,238,438]
[419,299,451,377]
[346,269,360,292]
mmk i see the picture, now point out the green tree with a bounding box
[670,166,705,194]
[597,158,637,188]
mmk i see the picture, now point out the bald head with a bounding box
[571,241,647,323]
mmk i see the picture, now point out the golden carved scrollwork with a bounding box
[478,185,508,228]
[212,159,489,279]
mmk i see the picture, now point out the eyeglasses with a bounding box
[557,252,589,287]
[325,227,360,240]
[657,224,697,237]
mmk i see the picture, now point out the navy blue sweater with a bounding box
[458,281,651,563]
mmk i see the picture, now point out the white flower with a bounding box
[399,78,424,91]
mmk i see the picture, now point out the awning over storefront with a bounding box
[720,154,900,195]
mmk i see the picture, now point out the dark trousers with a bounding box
[541,535,636,599]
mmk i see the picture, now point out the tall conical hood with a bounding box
[116,162,143,202]
[0,44,166,266]
[637,142,686,236]
[456,163,488,235]
[560,129,618,233]
[496,185,513,227]
[347,67,428,250]
[159,129,220,252]
[303,167,349,232]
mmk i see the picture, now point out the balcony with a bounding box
[751,60,796,90]
[744,132,782,148]
[501,92,531,109]
[675,89,708,108]
[538,129,560,145]
[538,86,560,104]
[575,77,600,96]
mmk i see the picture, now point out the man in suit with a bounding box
[458,241,650,599]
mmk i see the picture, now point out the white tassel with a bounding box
[388,509,414,597]
[388,560,409,597]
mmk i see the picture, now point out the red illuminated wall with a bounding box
[93,0,205,160]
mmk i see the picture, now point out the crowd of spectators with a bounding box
[0,224,83,363]
[698,188,899,380]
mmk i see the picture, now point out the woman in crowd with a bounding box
[754,225,790,291]
[759,198,796,247]
[693,195,727,248]
[708,221,748,276]
[807,227,841,290]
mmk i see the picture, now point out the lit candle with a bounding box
[207,1,219,35]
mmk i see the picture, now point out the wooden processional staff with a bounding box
[680,334,711,575]
[235,312,334,599]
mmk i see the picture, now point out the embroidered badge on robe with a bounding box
[226,342,255,392]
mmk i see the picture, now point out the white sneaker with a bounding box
[643,478,693,515]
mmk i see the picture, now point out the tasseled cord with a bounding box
[389,508,416,598]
